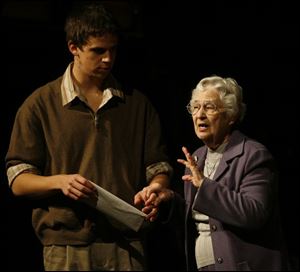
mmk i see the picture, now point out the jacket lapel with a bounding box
[213,130,246,181]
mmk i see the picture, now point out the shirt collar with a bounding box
[61,62,124,106]
[207,141,228,155]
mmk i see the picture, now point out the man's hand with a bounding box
[134,179,174,222]
[60,174,98,201]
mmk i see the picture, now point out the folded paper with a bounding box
[85,182,147,232]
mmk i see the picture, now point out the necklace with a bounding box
[204,160,218,178]
[204,142,227,179]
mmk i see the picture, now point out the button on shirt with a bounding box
[193,142,227,269]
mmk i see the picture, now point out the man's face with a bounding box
[72,34,118,81]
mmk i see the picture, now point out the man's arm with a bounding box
[11,172,97,200]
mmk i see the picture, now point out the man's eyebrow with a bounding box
[89,45,117,51]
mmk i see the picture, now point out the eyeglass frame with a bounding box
[186,100,225,115]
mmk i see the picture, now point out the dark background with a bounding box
[1,0,298,271]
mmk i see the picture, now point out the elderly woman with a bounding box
[140,75,288,271]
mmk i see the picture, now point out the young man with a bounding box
[5,2,172,270]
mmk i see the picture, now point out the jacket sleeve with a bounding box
[192,147,276,230]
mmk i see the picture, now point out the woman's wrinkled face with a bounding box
[191,88,232,149]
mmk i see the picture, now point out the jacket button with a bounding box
[211,225,217,231]
[217,257,223,263]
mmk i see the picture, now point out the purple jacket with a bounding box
[183,130,287,271]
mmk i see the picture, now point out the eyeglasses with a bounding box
[186,101,221,115]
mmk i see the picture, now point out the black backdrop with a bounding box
[1,1,298,271]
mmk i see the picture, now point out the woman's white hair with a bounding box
[191,75,247,124]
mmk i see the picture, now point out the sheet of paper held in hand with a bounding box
[85,182,147,232]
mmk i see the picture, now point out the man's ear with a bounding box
[68,41,79,56]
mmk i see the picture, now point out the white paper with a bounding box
[85,183,147,232]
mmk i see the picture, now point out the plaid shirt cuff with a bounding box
[7,163,40,187]
[146,161,173,182]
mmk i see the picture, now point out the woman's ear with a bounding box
[228,116,237,126]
